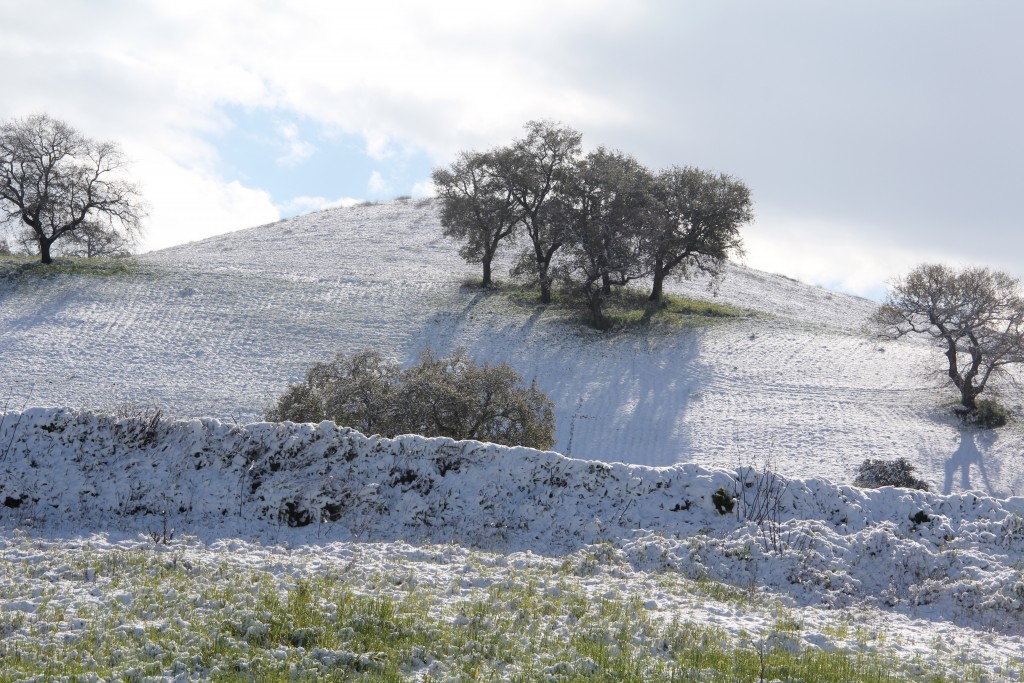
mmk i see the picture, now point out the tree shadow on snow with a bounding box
[410,297,703,468]
[942,428,1001,496]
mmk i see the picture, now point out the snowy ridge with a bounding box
[4,407,1024,634]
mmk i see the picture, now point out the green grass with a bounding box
[471,279,746,332]
[0,254,142,281]
[0,541,1003,682]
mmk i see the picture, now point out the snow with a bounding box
[2,198,1021,495]
[3,198,1024,678]
[2,408,1024,676]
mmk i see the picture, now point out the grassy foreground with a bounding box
[0,536,991,682]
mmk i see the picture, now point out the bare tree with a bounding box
[560,148,656,329]
[0,114,145,264]
[504,120,582,304]
[432,148,520,288]
[646,166,751,302]
[874,264,1024,412]
[60,221,136,258]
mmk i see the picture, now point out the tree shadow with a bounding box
[942,428,1001,496]
[409,291,703,468]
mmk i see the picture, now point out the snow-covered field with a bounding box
[2,199,1024,679]
[2,198,1021,495]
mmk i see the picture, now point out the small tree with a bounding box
[396,348,555,448]
[0,114,144,264]
[646,166,751,302]
[266,349,400,435]
[560,148,657,329]
[874,264,1024,414]
[432,148,520,288]
[60,221,135,258]
[504,120,582,304]
[267,348,556,450]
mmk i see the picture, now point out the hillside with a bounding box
[1,198,1020,495]
[4,201,1024,679]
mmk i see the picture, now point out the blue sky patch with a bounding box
[207,105,435,215]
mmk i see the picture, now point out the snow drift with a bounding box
[4,407,1024,634]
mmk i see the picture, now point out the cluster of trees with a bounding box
[0,114,144,263]
[267,348,556,450]
[875,263,1024,422]
[432,121,753,329]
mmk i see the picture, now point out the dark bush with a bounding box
[959,399,1009,429]
[854,458,929,491]
[712,487,734,515]
[267,348,556,450]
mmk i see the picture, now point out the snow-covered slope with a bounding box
[1,199,1021,495]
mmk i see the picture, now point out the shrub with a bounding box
[712,487,734,515]
[961,398,1009,428]
[267,348,556,450]
[266,350,400,436]
[854,458,929,491]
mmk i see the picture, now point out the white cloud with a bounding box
[2,0,1022,292]
[368,171,391,194]
[137,158,280,252]
[410,179,435,198]
[277,195,363,215]
[275,123,316,167]
[743,208,957,301]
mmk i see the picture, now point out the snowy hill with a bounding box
[1,198,1020,495]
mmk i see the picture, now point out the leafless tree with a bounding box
[874,264,1024,411]
[0,114,145,264]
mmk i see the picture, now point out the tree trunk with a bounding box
[539,277,552,304]
[588,289,611,331]
[601,273,612,296]
[39,238,53,265]
[649,265,665,302]
[481,258,492,288]
[960,387,978,410]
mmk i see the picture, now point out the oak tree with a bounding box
[504,120,582,304]
[0,114,144,264]
[432,148,520,288]
[647,166,751,302]
[874,264,1024,414]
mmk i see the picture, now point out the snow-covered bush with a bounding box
[854,458,929,491]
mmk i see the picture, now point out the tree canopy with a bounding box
[267,348,556,450]
[434,121,752,328]
[647,166,751,302]
[431,148,520,288]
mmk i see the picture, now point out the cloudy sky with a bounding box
[2,1,1021,299]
